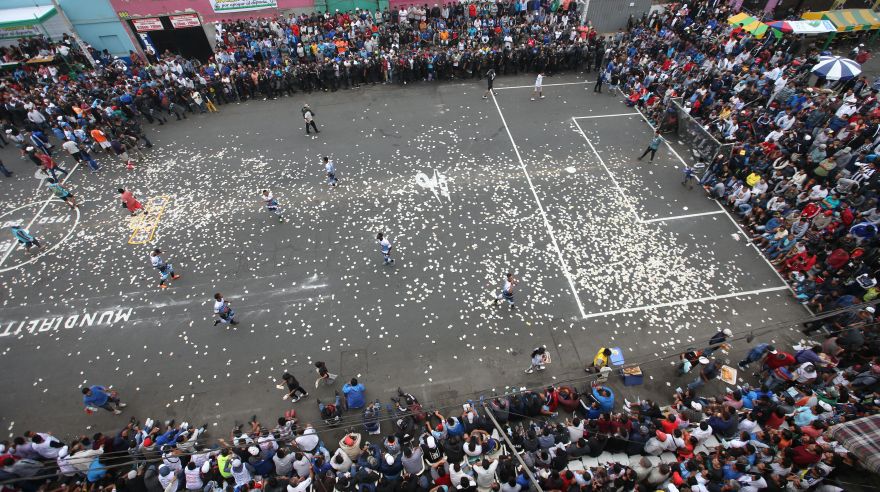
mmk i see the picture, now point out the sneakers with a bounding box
[160,284,168,289]
[113,409,123,415]
[172,274,181,280]
[213,320,220,326]
[482,95,488,99]
[524,368,534,374]
[291,396,300,403]
[540,95,545,99]
[537,365,545,371]
[530,97,535,101]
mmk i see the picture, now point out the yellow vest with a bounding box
[217,454,233,478]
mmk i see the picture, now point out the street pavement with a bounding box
[0,72,811,443]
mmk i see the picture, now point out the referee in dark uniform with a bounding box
[482,69,497,99]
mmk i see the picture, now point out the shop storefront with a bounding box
[124,13,214,60]
[0,5,66,47]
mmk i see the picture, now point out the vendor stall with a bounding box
[728,12,771,39]
[802,9,880,32]
[0,6,67,47]
[766,19,836,35]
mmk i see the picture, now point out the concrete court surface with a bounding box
[0,72,813,441]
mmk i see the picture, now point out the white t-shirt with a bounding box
[535,74,543,88]
[62,140,80,155]
[213,299,226,314]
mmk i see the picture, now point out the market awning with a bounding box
[802,9,880,32]
[767,19,837,34]
[831,415,880,474]
[0,6,57,29]
[728,12,770,39]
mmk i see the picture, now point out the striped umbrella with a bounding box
[811,56,862,81]
[766,20,793,33]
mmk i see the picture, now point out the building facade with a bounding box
[1,0,136,56]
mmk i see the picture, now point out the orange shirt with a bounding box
[90,129,107,143]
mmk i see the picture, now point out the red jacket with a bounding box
[765,352,796,370]
[37,153,57,169]
[790,445,822,466]
[826,248,850,270]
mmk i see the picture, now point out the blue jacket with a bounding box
[343,383,366,409]
[83,385,110,407]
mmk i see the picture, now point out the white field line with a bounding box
[490,93,587,319]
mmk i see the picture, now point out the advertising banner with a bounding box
[209,0,278,13]
[0,25,41,40]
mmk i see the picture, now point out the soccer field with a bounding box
[0,73,809,438]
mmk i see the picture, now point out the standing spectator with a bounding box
[302,104,319,135]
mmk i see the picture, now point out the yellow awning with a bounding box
[802,9,880,32]
[728,12,770,38]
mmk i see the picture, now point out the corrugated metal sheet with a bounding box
[586,0,652,34]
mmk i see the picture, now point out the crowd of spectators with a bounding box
[607,2,880,317]
[2,330,879,492]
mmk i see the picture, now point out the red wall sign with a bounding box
[132,17,163,32]
[170,14,201,28]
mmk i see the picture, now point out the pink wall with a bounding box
[109,0,315,22]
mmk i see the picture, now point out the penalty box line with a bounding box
[581,286,790,319]
[489,92,587,319]
[626,106,805,310]
[493,80,591,91]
